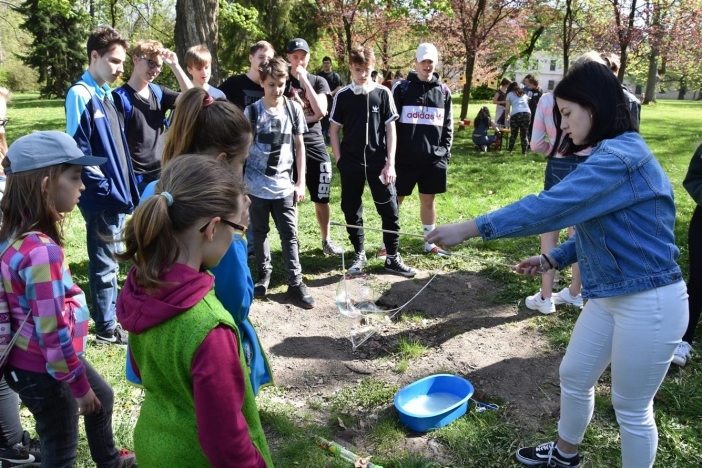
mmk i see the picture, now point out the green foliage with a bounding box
[471,83,496,100]
[14,0,88,98]
[218,0,264,76]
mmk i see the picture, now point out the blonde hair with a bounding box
[161,87,251,168]
[132,39,162,59]
[117,154,247,292]
[185,45,211,69]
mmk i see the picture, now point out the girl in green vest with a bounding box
[116,154,273,467]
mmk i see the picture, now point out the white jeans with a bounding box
[557,281,688,468]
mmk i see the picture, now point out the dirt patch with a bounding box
[252,267,563,459]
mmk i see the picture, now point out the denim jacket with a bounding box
[475,131,682,298]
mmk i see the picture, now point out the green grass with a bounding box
[6,94,702,467]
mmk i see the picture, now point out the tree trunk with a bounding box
[563,0,572,74]
[643,53,658,104]
[459,53,477,121]
[677,75,687,100]
[175,0,220,85]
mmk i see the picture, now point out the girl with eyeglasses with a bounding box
[139,87,274,397]
[115,154,272,468]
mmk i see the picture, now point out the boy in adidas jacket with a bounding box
[392,43,453,255]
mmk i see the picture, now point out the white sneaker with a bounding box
[525,290,556,315]
[672,341,692,367]
[552,288,584,308]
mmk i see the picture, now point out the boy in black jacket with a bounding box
[392,43,453,256]
[329,45,416,277]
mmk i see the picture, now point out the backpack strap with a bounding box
[283,96,298,135]
[247,103,258,142]
[112,86,133,129]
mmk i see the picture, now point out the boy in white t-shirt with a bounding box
[185,45,226,99]
[244,57,314,309]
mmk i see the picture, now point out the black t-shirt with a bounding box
[330,84,399,168]
[527,87,543,115]
[113,84,178,178]
[219,74,264,110]
[317,70,342,92]
[285,71,330,149]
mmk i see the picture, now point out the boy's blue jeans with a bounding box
[249,192,303,286]
[78,207,125,335]
[5,357,119,468]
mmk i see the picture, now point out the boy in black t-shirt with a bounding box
[318,56,343,144]
[286,38,344,257]
[329,45,417,278]
[113,39,192,194]
[219,41,275,110]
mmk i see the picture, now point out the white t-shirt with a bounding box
[506,92,531,116]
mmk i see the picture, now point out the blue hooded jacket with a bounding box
[65,71,139,213]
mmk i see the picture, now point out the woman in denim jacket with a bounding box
[427,61,687,468]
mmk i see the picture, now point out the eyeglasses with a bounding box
[140,56,163,71]
[0,119,8,128]
[199,218,247,241]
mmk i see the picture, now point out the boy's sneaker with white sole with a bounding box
[525,290,556,315]
[672,341,692,367]
[384,254,417,278]
[347,251,367,275]
[552,288,584,308]
[515,441,580,467]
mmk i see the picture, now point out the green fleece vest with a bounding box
[130,289,274,467]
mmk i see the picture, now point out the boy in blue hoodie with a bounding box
[65,26,139,345]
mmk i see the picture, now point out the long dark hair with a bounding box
[506,81,524,97]
[552,61,637,155]
[474,106,492,128]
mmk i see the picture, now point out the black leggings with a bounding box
[684,205,702,344]
[508,112,531,154]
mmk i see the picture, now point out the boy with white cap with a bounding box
[391,42,453,256]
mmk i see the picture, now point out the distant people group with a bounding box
[0,21,695,468]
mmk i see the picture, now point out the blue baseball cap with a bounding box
[6,131,106,174]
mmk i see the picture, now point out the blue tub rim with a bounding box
[393,373,474,418]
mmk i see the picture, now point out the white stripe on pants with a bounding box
[557,281,688,468]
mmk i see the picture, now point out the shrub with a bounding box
[471,83,495,100]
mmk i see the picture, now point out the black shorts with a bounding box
[306,160,333,203]
[395,161,448,196]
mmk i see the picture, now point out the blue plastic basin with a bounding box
[394,374,474,432]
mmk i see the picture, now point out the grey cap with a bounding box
[6,131,107,174]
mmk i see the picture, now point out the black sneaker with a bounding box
[515,441,580,467]
[0,434,35,467]
[384,253,417,278]
[21,431,41,468]
[287,282,315,309]
[347,251,367,275]
[254,272,271,297]
[95,324,128,346]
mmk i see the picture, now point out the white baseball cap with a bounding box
[416,43,438,63]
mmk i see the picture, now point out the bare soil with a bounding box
[251,267,564,462]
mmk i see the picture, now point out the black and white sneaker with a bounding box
[0,430,38,466]
[287,282,315,309]
[384,254,417,278]
[95,324,128,346]
[515,441,580,467]
[322,239,343,255]
[347,251,367,275]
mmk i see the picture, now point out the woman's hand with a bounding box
[425,220,480,248]
[513,255,556,276]
[76,388,102,416]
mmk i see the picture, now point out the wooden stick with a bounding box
[330,221,425,238]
